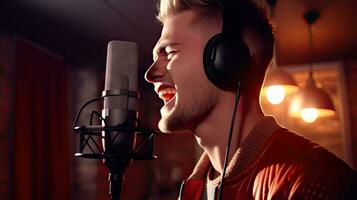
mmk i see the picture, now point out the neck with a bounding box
[194,91,264,175]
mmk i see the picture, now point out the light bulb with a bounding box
[300,108,318,123]
[266,85,286,105]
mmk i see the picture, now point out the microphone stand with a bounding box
[104,149,127,200]
[73,95,157,200]
[107,166,124,200]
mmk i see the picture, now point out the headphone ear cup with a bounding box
[203,33,251,90]
[203,34,223,88]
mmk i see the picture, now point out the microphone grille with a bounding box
[105,41,139,92]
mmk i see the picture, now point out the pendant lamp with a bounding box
[263,66,299,105]
[262,0,299,105]
[289,10,335,123]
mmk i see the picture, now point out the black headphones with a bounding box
[203,0,252,91]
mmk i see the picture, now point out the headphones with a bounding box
[203,0,252,91]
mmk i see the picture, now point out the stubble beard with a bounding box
[158,76,218,133]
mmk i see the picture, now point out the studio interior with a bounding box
[0,0,356,199]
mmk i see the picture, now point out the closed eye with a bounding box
[167,51,177,60]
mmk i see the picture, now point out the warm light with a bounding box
[266,85,286,105]
[300,108,318,123]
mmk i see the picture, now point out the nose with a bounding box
[144,60,166,83]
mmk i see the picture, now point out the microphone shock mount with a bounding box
[73,93,157,200]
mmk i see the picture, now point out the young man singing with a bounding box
[144,0,356,199]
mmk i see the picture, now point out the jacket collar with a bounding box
[187,116,284,180]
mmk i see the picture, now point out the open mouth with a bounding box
[158,87,176,104]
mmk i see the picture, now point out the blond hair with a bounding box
[157,0,220,22]
[156,0,274,94]
[156,0,273,50]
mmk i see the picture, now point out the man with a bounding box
[144,0,356,199]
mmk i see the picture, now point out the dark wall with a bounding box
[344,59,357,168]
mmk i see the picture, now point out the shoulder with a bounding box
[265,129,355,177]
[255,129,357,199]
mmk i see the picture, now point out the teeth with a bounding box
[158,87,176,102]
[158,88,176,96]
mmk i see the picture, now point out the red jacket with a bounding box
[179,117,357,200]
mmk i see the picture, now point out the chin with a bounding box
[158,120,193,135]
[158,111,188,133]
[158,117,179,133]
[158,119,171,133]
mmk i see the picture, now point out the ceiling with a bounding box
[0,0,356,68]
[0,0,161,67]
[274,0,357,64]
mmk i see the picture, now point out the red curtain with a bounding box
[13,39,70,200]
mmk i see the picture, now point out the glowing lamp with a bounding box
[262,68,299,105]
[266,85,285,104]
[289,10,336,123]
[262,1,299,105]
[289,72,335,122]
[300,108,318,123]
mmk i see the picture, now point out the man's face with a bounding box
[145,10,221,133]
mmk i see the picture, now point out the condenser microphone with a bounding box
[102,40,139,200]
[73,40,155,200]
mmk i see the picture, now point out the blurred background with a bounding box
[0,0,356,199]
